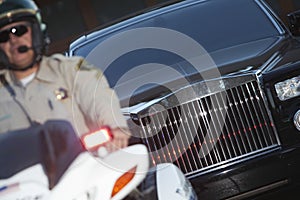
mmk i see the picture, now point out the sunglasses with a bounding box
[0,24,29,43]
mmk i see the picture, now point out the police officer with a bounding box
[0,0,130,151]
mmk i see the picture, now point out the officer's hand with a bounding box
[105,128,130,152]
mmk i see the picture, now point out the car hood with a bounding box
[110,36,283,107]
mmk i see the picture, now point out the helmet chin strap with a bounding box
[9,61,35,71]
[8,46,42,71]
[8,57,40,71]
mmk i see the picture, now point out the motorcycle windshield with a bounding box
[0,120,84,188]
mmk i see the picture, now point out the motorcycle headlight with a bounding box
[275,75,300,101]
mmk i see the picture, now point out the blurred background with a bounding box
[35,0,300,54]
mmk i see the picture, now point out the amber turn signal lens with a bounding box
[111,166,137,197]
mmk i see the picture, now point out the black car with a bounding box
[69,0,300,199]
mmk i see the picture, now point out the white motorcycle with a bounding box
[0,120,197,200]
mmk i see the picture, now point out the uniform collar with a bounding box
[0,56,57,85]
[35,56,57,83]
[0,70,18,85]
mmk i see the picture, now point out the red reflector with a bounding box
[81,126,113,151]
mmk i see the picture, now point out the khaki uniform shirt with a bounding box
[0,54,128,135]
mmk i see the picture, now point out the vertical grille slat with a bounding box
[202,97,223,164]
[213,92,236,160]
[134,78,280,175]
[191,100,210,167]
[224,91,245,156]
[245,83,264,149]
[219,91,241,158]
[174,106,195,171]
[181,104,200,170]
[169,107,190,172]
[236,86,258,151]
[161,110,181,167]
[228,88,252,153]
[155,112,171,162]
[185,103,205,168]
[199,97,221,165]
[240,84,261,150]
[250,82,276,145]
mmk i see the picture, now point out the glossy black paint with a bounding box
[190,145,300,199]
[69,0,300,199]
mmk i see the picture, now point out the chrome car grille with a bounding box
[129,74,280,175]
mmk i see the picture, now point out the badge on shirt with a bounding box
[54,88,68,100]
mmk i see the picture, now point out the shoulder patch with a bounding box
[73,59,104,80]
[49,54,86,70]
[75,58,87,71]
[49,54,102,78]
[51,53,66,61]
[75,58,97,72]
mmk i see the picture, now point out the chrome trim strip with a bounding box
[126,74,256,117]
[255,0,285,35]
[186,145,280,178]
[255,74,282,146]
[256,51,282,74]
[225,179,288,200]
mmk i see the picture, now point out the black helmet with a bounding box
[0,0,49,71]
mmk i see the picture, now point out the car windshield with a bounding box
[70,0,281,88]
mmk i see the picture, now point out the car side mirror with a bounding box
[287,10,300,36]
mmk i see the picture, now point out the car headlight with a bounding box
[275,75,300,101]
